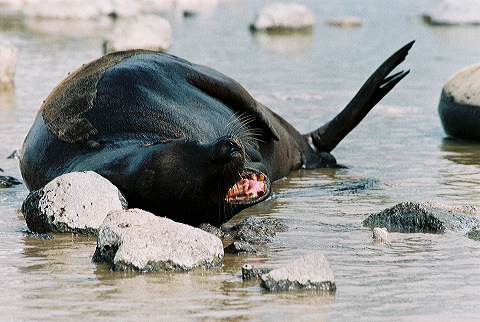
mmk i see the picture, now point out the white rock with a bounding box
[0,44,18,88]
[251,2,315,31]
[103,14,172,54]
[327,16,364,28]
[20,0,111,19]
[92,208,224,271]
[438,62,480,140]
[174,0,220,12]
[443,62,480,106]
[424,0,480,25]
[260,252,336,292]
[372,227,388,242]
[22,171,127,235]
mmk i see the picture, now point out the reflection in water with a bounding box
[440,137,480,166]
[251,30,313,53]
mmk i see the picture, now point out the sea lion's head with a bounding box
[129,135,271,227]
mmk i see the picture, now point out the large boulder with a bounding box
[438,62,480,140]
[92,208,224,272]
[423,0,480,25]
[22,171,127,235]
[0,44,18,89]
[363,202,480,233]
[103,15,172,54]
[250,2,315,32]
[260,252,336,292]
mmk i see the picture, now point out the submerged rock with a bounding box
[22,171,127,235]
[230,216,288,244]
[423,0,480,25]
[363,202,480,233]
[224,241,257,254]
[260,252,336,292]
[467,225,480,241]
[438,62,480,141]
[0,176,22,188]
[103,15,172,54]
[0,44,18,89]
[241,264,271,281]
[326,16,364,28]
[92,208,224,271]
[250,2,315,32]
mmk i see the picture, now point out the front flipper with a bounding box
[306,41,414,153]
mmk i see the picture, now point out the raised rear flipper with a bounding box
[305,41,414,156]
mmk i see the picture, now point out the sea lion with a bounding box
[20,41,413,226]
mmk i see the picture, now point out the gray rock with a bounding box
[241,264,271,281]
[438,62,480,140]
[224,241,257,254]
[231,216,288,244]
[363,202,480,233]
[22,171,127,235]
[199,222,228,239]
[0,176,22,188]
[92,208,224,272]
[260,252,336,292]
[467,225,480,241]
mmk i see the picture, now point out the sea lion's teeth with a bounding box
[258,173,265,182]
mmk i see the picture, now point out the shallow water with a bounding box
[1,0,480,320]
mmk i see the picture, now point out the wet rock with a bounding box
[92,208,224,272]
[326,16,364,28]
[22,171,127,235]
[0,44,18,88]
[363,202,480,233]
[224,241,257,254]
[372,227,388,243]
[7,150,20,159]
[260,252,336,292]
[103,15,172,54]
[230,217,288,244]
[438,62,480,141]
[467,225,480,241]
[250,2,315,32]
[423,0,480,25]
[0,175,22,188]
[199,222,227,238]
[241,264,271,280]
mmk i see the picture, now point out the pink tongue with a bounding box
[227,174,266,200]
[245,178,264,195]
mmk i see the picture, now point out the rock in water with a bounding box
[0,44,18,88]
[92,208,224,272]
[103,15,172,54]
[250,2,315,32]
[438,62,480,140]
[260,252,336,292]
[22,171,127,235]
[423,0,480,25]
[363,202,480,233]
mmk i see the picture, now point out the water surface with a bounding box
[1,0,480,320]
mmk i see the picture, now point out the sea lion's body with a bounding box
[20,43,413,226]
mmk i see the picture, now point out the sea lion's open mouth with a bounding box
[225,167,271,205]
